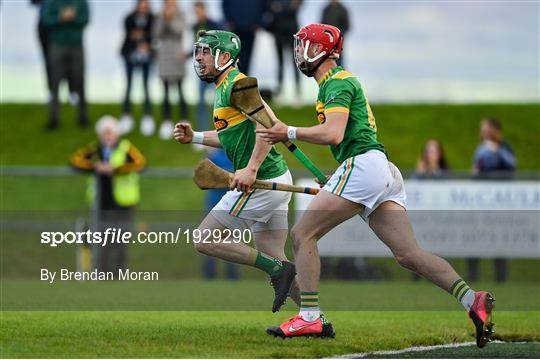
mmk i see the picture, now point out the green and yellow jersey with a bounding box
[213,68,288,180]
[316,66,386,164]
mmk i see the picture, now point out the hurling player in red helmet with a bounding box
[293,23,343,77]
[259,23,495,346]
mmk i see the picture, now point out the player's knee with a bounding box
[290,225,303,247]
[193,240,215,255]
[291,225,315,251]
[395,250,419,271]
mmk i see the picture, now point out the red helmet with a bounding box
[294,23,343,77]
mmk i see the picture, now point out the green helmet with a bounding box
[193,30,241,82]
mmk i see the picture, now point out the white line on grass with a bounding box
[328,340,508,358]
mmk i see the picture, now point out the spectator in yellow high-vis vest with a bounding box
[70,115,146,274]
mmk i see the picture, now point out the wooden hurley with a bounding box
[193,159,319,195]
[230,77,328,184]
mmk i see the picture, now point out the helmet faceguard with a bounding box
[293,34,327,77]
[293,24,343,77]
[193,43,216,83]
[193,30,241,83]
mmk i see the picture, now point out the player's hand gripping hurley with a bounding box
[193,159,319,195]
[231,77,328,184]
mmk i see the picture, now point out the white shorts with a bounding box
[322,150,407,220]
[211,170,292,233]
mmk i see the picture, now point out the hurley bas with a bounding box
[41,268,159,283]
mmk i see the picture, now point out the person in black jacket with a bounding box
[321,0,349,67]
[222,0,265,75]
[119,0,155,136]
[267,0,302,97]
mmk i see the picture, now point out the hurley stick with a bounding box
[230,77,328,184]
[193,159,319,195]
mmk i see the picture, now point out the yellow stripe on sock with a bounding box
[450,279,465,297]
[453,282,467,298]
[456,285,469,301]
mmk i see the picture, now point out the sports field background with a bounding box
[1,102,539,358]
[2,103,539,170]
[2,102,540,282]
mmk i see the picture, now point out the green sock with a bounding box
[254,251,283,276]
[450,278,472,303]
[300,291,319,310]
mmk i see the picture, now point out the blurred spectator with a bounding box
[222,0,265,75]
[321,0,349,67]
[469,117,516,283]
[411,139,450,179]
[119,0,155,136]
[410,139,450,281]
[202,148,240,280]
[42,0,89,130]
[153,0,188,140]
[32,0,77,104]
[193,1,221,132]
[70,116,146,275]
[473,117,517,180]
[266,0,302,97]
[320,256,386,280]
[30,0,53,97]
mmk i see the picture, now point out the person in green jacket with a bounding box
[42,0,89,130]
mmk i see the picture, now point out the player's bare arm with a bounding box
[256,112,348,146]
[230,122,273,192]
[173,122,222,148]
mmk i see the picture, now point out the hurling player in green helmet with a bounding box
[192,30,241,83]
[174,30,300,313]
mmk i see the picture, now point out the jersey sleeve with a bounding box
[323,79,355,115]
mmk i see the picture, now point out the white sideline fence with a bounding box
[295,179,540,259]
[2,165,539,258]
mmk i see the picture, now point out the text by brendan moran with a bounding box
[40,268,159,283]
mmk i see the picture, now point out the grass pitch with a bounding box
[1,280,539,358]
[1,102,539,357]
[2,280,539,311]
[1,311,539,358]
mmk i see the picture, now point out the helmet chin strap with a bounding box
[214,49,234,71]
[200,49,235,83]
[195,49,236,83]
[299,40,327,77]
[304,40,326,63]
